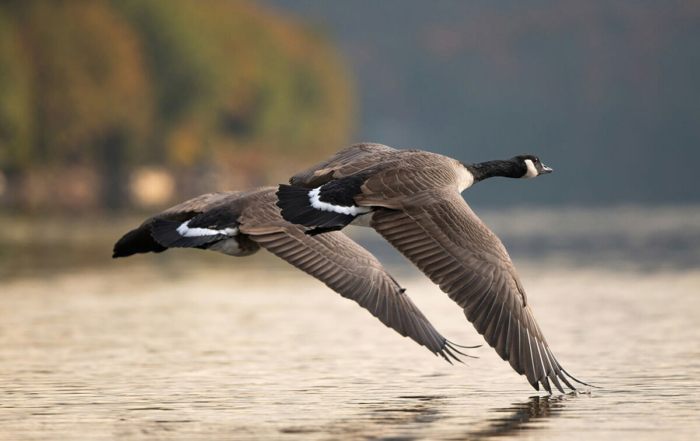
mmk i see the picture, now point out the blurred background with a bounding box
[1,2,700,439]
[1,0,699,276]
[2,0,699,213]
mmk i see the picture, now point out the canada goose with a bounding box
[113,186,471,362]
[276,143,589,394]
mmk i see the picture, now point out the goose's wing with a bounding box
[365,188,585,393]
[289,142,397,188]
[156,192,242,216]
[238,199,469,363]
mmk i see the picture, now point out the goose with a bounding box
[276,143,590,394]
[112,186,472,363]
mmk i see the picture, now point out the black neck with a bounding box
[461,158,524,184]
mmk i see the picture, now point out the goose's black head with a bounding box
[463,154,552,183]
[513,154,553,179]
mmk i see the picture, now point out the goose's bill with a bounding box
[541,165,553,174]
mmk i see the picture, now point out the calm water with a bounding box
[1,208,699,440]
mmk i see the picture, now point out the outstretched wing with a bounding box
[366,188,586,392]
[289,143,397,188]
[239,198,471,363]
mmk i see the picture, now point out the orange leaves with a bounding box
[0,0,355,210]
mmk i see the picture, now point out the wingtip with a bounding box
[561,368,599,389]
[437,350,454,365]
[445,341,478,359]
[446,339,482,349]
[442,346,464,365]
[550,375,566,394]
[541,377,553,395]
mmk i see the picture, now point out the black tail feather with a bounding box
[276,184,355,230]
[151,218,224,249]
[113,224,167,258]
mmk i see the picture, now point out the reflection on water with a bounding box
[1,208,700,440]
[277,394,571,440]
[470,395,568,440]
[278,394,446,438]
[1,262,699,440]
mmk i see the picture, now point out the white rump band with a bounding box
[308,186,370,216]
[177,220,239,237]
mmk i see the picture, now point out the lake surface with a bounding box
[1,207,699,440]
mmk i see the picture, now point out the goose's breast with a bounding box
[453,161,474,192]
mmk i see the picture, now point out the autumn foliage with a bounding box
[0,0,355,212]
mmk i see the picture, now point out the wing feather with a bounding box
[240,197,468,361]
[368,189,583,391]
[289,143,397,188]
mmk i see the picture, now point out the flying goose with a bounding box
[112,186,471,363]
[276,143,590,393]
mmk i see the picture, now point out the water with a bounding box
[1,208,699,440]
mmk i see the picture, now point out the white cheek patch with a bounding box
[176,220,239,237]
[308,186,371,216]
[522,159,538,179]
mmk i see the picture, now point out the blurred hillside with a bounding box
[267,0,700,206]
[2,0,698,212]
[0,0,354,213]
